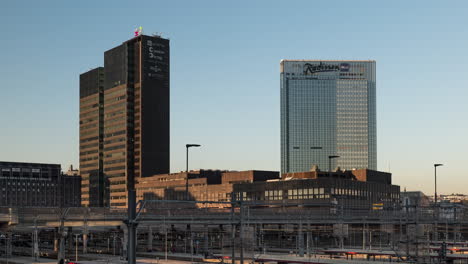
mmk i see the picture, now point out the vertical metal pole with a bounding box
[434,166,437,205]
[184,226,187,254]
[362,223,365,250]
[164,217,168,261]
[340,204,344,249]
[453,208,458,244]
[445,220,448,241]
[83,233,88,254]
[6,235,9,264]
[112,233,116,256]
[33,217,38,261]
[31,231,34,259]
[204,224,209,256]
[54,228,58,253]
[239,195,244,264]
[57,209,66,262]
[165,227,168,261]
[75,234,78,262]
[68,227,73,255]
[186,147,189,200]
[298,221,304,257]
[191,231,194,263]
[231,193,236,264]
[127,189,137,264]
[221,231,224,256]
[406,204,409,260]
[147,226,153,252]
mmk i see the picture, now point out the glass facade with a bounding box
[281,60,376,173]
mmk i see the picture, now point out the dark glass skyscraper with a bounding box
[80,35,170,207]
[280,60,376,173]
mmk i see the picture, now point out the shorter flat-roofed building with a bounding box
[135,167,399,213]
[233,168,400,213]
[0,161,81,207]
[136,170,280,208]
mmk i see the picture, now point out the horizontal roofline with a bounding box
[281,59,375,63]
[0,161,61,166]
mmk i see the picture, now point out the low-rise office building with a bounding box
[136,170,280,208]
[233,167,400,213]
[135,167,399,213]
[0,161,81,207]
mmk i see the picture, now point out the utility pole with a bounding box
[75,234,79,262]
[57,208,70,264]
[112,233,116,256]
[33,217,39,261]
[239,194,244,264]
[415,205,419,263]
[127,189,137,264]
[405,203,409,261]
[164,217,168,261]
[433,163,443,248]
[362,222,366,250]
[83,209,89,254]
[190,229,194,264]
[231,193,236,264]
[340,204,344,249]
[298,221,304,257]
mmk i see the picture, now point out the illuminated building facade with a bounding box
[280,60,377,173]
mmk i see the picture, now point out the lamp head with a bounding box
[434,164,444,167]
[186,144,201,148]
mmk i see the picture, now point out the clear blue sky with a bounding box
[1,0,467,195]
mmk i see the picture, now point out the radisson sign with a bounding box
[303,62,350,75]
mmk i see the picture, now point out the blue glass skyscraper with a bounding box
[280,60,376,173]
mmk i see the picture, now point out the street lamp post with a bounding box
[186,144,201,200]
[433,163,443,246]
[434,164,443,205]
[328,155,340,172]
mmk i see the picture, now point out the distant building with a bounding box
[438,200,464,221]
[280,60,377,173]
[0,161,81,207]
[64,164,80,176]
[80,34,170,208]
[438,193,468,203]
[401,191,430,212]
